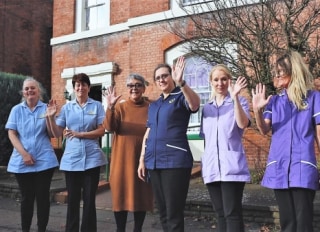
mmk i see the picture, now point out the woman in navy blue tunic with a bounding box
[138,56,200,232]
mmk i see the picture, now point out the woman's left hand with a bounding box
[65,129,80,140]
[46,99,57,117]
[229,76,247,99]
[172,56,185,86]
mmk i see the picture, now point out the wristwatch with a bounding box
[179,80,186,88]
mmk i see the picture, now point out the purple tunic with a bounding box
[200,94,251,184]
[261,89,320,190]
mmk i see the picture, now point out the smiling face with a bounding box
[154,67,175,94]
[210,68,230,96]
[272,64,291,90]
[22,79,40,103]
[127,79,145,102]
[74,81,90,99]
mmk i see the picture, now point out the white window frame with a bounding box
[181,0,213,7]
[75,0,110,32]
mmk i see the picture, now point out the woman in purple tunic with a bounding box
[200,64,251,232]
[252,50,320,232]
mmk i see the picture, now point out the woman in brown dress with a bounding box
[103,74,153,232]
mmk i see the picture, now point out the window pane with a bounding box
[184,56,213,130]
[86,0,106,30]
[87,0,105,7]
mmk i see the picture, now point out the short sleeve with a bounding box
[313,91,320,125]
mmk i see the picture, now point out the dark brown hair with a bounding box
[72,73,91,88]
[153,64,172,82]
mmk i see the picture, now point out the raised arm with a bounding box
[252,83,272,135]
[102,86,122,132]
[46,99,64,138]
[172,56,200,112]
[229,76,250,129]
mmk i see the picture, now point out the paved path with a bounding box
[0,188,266,232]
[0,166,279,231]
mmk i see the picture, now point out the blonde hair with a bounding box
[274,50,314,110]
[209,64,232,100]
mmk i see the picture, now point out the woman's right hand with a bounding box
[104,86,121,109]
[22,153,35,166]
[137,161,146,182]
[252,83,271,112]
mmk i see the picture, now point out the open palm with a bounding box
[229,76,247,99]
[252,83,271,110]
[46,99,57,117]
[104,86,121,106]
[172,56,185,85]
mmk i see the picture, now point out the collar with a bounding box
[208,92,233,105]
[278,89,287,97]
[160,87,181,98]
[70,97,93,105]
[22,100,44,108]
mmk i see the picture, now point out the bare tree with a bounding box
[168,0,320,93]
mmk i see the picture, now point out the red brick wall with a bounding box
[0,0,53,96]
[110,0,169,25]
[53,0,75,37]
[110,0,130,24]
[243,128,270,169]
[129,0,169,18]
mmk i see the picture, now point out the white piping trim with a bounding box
[166,144,187,152]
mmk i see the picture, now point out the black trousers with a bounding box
[65,167,100,232]
[148,168,191,232]
[15,168,55,232]
[274,188,315,232]
[206,181,245,232]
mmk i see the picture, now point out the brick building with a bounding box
[50,0,319,169]
[0,0,53,97]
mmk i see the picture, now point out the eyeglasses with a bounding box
[126,83,144,89]
[155,73,170,82]
[272,69,288,79]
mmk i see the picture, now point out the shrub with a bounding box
[0,72,26,165]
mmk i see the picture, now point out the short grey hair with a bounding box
[126,73,149,87]
[21,77,46,102]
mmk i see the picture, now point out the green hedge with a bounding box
[0,72,26,165]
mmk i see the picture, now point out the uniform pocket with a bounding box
[221,150,248,175]
[264,160,277,178]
